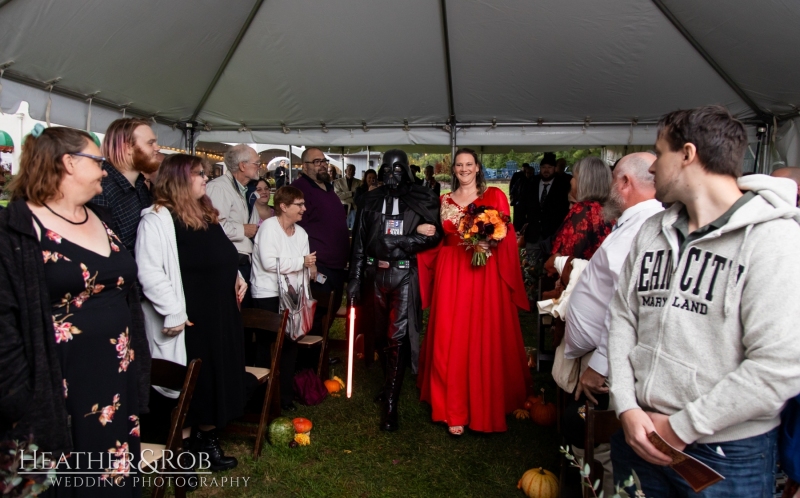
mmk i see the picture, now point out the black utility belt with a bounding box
[366,257,415,269]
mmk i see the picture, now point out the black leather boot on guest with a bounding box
[380,344,406,432]
[190,428,238,471]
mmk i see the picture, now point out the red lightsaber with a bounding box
[347,300,355,399]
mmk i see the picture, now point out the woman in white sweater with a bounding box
[251,186,316,412]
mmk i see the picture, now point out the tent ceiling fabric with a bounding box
[0,0,798,147]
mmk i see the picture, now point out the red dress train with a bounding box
[417,187,533,432]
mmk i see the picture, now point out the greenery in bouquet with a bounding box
[456,203,510,266]
[1,437,55,497]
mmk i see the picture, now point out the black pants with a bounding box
[309,265,347,335]
[252,297,298,405]
[370,266,412,348]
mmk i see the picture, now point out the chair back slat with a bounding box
[242,308,284,332]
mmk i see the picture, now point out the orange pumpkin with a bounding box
[526,393,543,405]
[523,400,534,410]
[530,391,556,427]
[518,467,559,498]
[292,417,313,434]
[324,379,341,393]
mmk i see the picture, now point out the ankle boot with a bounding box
[380,344,406,432]
[190,428,238,471]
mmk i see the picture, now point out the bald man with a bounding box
[561,152,664,497]
[771,166,800,206]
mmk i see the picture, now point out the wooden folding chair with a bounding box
[140,358,202,498]
[583,401,622,498]
[228,308,289,458]
[296,289,335,378]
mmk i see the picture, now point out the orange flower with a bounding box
[492,223,508,240]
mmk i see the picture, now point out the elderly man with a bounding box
[559,152,662,497]
[771,166,800,206]
[334,163,362,229]
[609,106,800,497]
[206,144,260,306]
[292,147,350,335]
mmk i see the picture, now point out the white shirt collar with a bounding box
[616,199,663,228]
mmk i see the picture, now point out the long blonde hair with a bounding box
[151,154,219,229]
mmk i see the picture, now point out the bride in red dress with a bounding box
[417,148,533,435]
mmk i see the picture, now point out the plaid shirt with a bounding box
[91,161,152,253]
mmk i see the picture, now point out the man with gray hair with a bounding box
[206,143,261,308]
[560,152,662,497]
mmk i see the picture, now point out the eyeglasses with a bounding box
[71,152,106,165]
[193,169,207,177]
[304,159,330,166]
[291,202,306,207]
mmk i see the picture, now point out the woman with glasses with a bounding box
[248,178,275,227]
[0,125,148,495]
[136,154,247,471]
[250,186,316,412]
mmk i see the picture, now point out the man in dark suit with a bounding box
[510,163,534,227]
[523,153,571,268]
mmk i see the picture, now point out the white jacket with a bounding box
[135,205,187,398]
[251,217,310,299]
[206,172,253,255]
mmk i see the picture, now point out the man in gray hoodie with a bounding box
[608,105,800,497]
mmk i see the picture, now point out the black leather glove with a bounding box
[347,278,361,306]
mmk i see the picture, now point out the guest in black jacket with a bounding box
[522,153,571,267]
[0,126,149,492]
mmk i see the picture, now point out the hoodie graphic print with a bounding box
[609,175,800,444]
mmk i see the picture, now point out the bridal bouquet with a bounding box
[457,203,510,266]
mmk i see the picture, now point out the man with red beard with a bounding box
[92,117,162,253]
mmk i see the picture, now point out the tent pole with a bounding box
[288,145,293,183]
[450,119,457,160]
[650,0,768,120]
[366,146,370,174]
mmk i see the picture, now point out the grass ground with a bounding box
[0,200,7,207]
[146,311,560,498]
[139,179,556,496]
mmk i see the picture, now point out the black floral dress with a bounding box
[34,214,141,497]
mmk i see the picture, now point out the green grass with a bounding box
[0,200,7,207]
[148,311,559,497]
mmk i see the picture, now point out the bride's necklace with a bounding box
[44,203,89,225]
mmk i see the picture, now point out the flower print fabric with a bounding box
[33,213,141,497]
[551,200,612,260]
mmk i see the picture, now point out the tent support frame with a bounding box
[190,0,267,122]
[650,0,769,121]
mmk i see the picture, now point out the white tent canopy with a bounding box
[0,0,798,161]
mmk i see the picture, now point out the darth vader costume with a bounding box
[348,149,442,431]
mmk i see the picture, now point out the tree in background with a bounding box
[411,149,604,173]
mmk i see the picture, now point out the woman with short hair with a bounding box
[0,125,147,495]
[250,186,316,412]
[550,157,613,260]
[136,153,247,471]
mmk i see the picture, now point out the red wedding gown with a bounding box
[417,187,533,432]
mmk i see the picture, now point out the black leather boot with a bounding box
[380,344,406,432]
[190,428,238,472]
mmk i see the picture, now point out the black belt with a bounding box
[238,253,251,266]
[366,257,415,269]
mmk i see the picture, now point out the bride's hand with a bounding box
[416,223,435,236]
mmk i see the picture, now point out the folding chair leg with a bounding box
[254,377,276,458]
